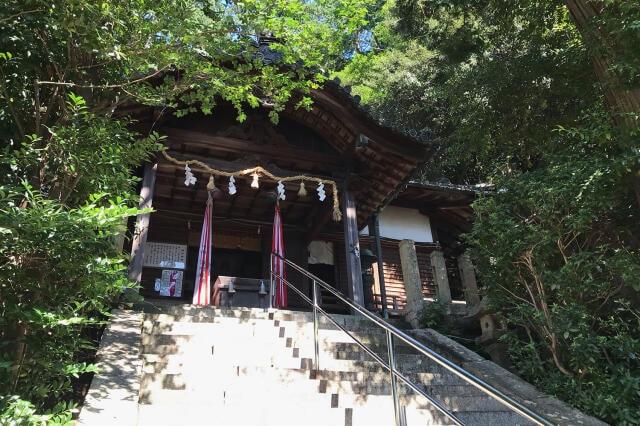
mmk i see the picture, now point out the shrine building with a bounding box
[123,79,480,318]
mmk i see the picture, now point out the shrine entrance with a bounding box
[126,82,428,311]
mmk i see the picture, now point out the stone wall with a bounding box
[409,329,607,426]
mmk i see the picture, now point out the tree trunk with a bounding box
[564,0,640,128]
[564,0,640,207]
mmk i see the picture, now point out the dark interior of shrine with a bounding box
[135,105,348,305]
[124,85,429,308]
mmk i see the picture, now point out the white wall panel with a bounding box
[360,206,433,243]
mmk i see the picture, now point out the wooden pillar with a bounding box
[458,251,480,308]
[399,239,424,328]
[128,162,157,284]
[342,189,364,305]
[430,249,452,304]
[370,214,388,318]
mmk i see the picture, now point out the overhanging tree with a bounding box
[0,0,374,417]
[338,1,640,422]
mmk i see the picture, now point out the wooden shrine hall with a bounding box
[124,80,478,316]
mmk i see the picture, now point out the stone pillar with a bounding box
[458,251,480,309]
[399,239,424,328]
[429,249,451,304]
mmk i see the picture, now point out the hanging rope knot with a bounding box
[297,181,307,197]
[251,172,260,189]
[161,150,343,221]
[331,183,342,221]
[206,175,216,191]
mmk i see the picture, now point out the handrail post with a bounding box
[386,330,402,426]
[312,279,320,370]
[270,252,550,426]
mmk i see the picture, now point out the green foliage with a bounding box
[0,0,376,420]
[338,1,598,182]
[0,396,73,426]
[0,0,376,141]
[418,300,447,329]
[338,0,640,423]
[468,117,640,423]
[0,184,140,401]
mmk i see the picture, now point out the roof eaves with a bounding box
[407,180,495,195]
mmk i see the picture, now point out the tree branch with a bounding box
[37,65,172,90]
[0,9,41,24]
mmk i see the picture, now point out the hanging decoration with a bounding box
[251,172,260,189]
[228,176,237,195]
[206,175,216,191]
[317,182,326,202]
[184,164,196,186]
[276,181,286,201]
[297,181,307,197]
[162,150,343,221]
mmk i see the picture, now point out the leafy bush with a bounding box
[0,0,378,419]
[0,92,161,422]
[0,396,73,426]
[0,184,140,403]
[339,1,640,422]
[418,300,448,329]
[467,115,640,424]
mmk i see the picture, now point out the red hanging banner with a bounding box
[272,203,287,308]
[192,195,213,305]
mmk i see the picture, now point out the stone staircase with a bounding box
[134,304,531,426]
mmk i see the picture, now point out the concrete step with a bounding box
[141,334,310,355]
[141,370,481,397]
[144,320,388,343]
[136,402,457,426]
[140,366,469,390]
[142,306,371,327]
[136,402,349,426]
[140,336,386,358]
[241,387,511,414]
[143,316,380,334]
[138,386,336,406]
[310,369,467,386]
[140,382,509,413]
[142,353,310,372]
[141,350,461,377]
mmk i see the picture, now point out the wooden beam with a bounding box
[153,208,306,230]
[158,152,337,184]
[342,188,364,305]
[424,209,472,233]
[307,90,430,161]
[128,162,157,284]
[161,127,344,168]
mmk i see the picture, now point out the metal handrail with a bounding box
[270,252,553,426]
